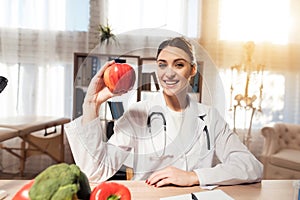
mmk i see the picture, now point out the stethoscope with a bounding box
[147,112,167,158]
[198,114,211,151]
[146,111,211,159]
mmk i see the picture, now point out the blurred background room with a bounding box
[0,0,299,180]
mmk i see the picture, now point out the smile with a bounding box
[164,80,179,86]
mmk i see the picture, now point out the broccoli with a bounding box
[29,163,91,200]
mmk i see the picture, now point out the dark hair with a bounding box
[156,37,195,65]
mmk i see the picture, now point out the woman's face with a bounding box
[156,46,196,97]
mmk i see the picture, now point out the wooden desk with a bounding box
[2,180,295,200]
[0,116,70,176]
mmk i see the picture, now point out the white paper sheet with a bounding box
[200,185,219,190]
[0,190,8,200]
[160,189,234,200]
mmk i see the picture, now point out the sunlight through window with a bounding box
[0,0,89,31]
[220,0,291,44]
[221,69,285,129]
[107,0,199,37]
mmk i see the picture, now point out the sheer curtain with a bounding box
[106,0,200,37]
[200,0,300,155]
[0,0,89,118]
[0,0,89,173]
[201,0,300,125]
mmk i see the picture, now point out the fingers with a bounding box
[89,60,115,92]
[81,60,116,124]
[145,167,199,187]
[86,60,115,98]
[95,59,115,78]
[147,177,173,188]
[146,167,175,187]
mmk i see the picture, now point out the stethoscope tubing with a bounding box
[203,125,210,150]
[147,112,211,153]
[147,112,166,132]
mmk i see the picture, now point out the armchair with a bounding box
[260,123,300,179]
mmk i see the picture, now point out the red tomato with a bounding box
[90,182,131,200]
[12,179,34,200]
[103,63,136,94]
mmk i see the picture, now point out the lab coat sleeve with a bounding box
[65,116,131,182]
[194,108,263,186]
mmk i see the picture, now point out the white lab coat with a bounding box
[65,92,263,186]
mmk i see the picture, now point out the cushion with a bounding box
[270,149,300,171]
[276,123,300,150]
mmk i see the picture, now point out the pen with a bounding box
[191,193,199,200]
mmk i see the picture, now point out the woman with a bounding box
[65,37,263,187]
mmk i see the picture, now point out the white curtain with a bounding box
[201,0,300,130]
[106,0,200,37]
[0,0,88,118]
[0,0,89,173]
[197,0,300,154]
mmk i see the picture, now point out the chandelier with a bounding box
[229,41,264,148]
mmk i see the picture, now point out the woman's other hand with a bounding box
[146,166,199,187]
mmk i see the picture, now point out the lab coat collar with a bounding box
[151,91,207,117]
[149,91,207,155]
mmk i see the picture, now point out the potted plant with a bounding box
[97,21,118,46]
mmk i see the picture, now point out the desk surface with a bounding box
[0,180,296,200]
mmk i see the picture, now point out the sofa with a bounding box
[260,122,300,179]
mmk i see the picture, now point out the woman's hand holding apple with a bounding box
[82,60,116,125]
[82,61,135,125]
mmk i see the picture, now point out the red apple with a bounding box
[103,63,136,94]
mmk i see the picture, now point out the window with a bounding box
[219,0,291,44]
[0,0,88,118]
[0,0,89,31]
[220,68,300,130]
[218,72,300,132]
[107,0,199,37]
[215,0,300,129]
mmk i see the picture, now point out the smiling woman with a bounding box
[65,36,263,188]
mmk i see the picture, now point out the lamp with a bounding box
[229,41,264,148]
